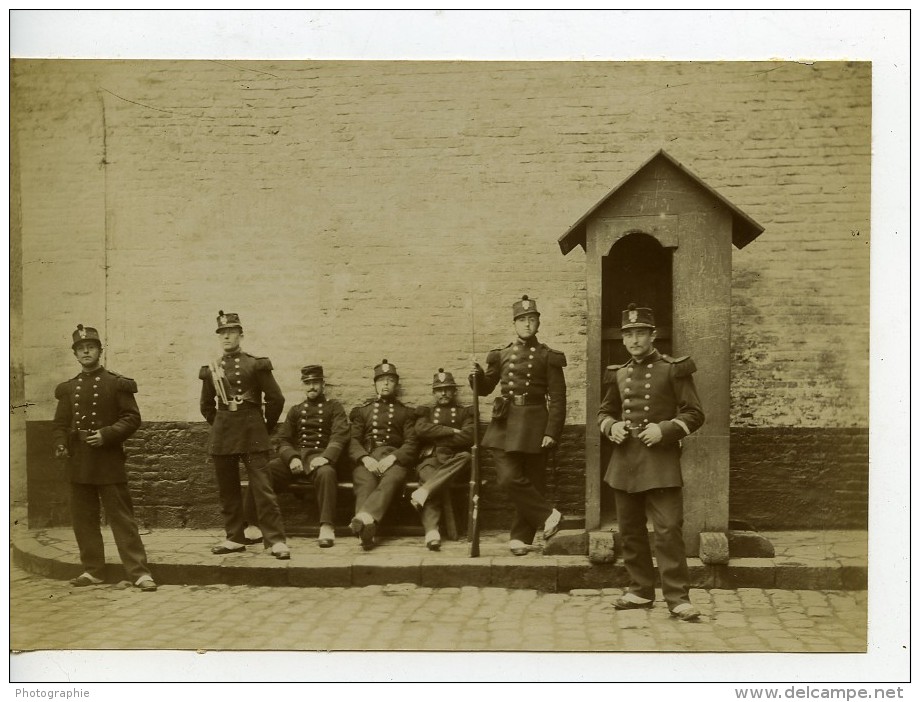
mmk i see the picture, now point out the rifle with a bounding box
[468,289,482,557]
[468,369,481,557]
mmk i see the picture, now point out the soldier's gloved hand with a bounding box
[638,423,663,447]
[607,421,627,444]
[469,363,484,378]
[541,435,557,449]
[377,454,397,474]
[85,431,105,447]
[309,456,329,471]
[290,458,306,476]
[53,445,69,460]
[361,456,380,475]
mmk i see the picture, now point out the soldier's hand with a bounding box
[541,435,557,450]
[309,456,329,470]
[607,421,627,444]
[377,454,397,472]
[290,458,305,476]
[54,445,69,460]
[469,363,483,378]
[638,423,663,447]
[361,456,380,473]
[85,431,104,447]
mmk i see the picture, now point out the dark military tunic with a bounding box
[598,349,705,493]
[199,351,285,455]
[275,395,350,467]
[475,336,567,453]
[51,367,142,485]
[348,397,419,466]
[414,402,474,467]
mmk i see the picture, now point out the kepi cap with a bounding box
[215,310,243,333]
[71,324,102,349]
[620,303,655,330]
[512,295,540,320]
[373,359,399,381]
[432,368,459,389]
[300,365,324,382]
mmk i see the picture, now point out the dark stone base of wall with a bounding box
[728,426,868,530]
[24,422,867,532]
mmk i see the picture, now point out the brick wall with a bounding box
[13,60,869,529]
[26,421,867,532]
[13,60,869,428]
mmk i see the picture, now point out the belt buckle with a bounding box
[512,395,525,406]
[228,398,240,412]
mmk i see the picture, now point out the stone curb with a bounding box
[11,530,867,593]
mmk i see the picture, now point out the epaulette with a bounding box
[254,356,273,371]
[198,365,210,380]
[54,380,72,400]
[543,345,567,367]
[111,373,138,393]
[662,354,697,377]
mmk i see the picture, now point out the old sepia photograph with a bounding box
[8,9,908,690]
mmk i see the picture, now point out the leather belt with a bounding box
[217,400,260,412]
[510,394,545,406]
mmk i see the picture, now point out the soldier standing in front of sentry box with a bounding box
[469,295,566,556]
[51,324,157,591]
[597,303,705,622]
[199,310,290,559]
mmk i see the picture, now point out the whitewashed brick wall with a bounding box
[13,60,870,428]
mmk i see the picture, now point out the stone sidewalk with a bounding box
[11,525,868,592]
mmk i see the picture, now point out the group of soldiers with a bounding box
[50,294,704,622]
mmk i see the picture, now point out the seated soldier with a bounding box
[410,368,474,550]
[348,359,419,551]
[249,365,350,548]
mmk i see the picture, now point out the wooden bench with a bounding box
[241,476,467,540]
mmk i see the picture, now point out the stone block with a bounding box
[542,529,587,556]
[588,530,617,564]
[699,531,730,565]
[727,530,776,558]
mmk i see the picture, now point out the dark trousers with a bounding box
[257,457,338,525]
[213,452,286,547]
[417,452,470,533]
[352,462,410,523]
[491,449,553,544]
[613,486,691,610]
[69,482,151,582]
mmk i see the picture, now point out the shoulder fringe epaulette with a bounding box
[198,365,210,380]
[662,354,696,377]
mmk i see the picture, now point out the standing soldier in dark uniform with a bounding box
[199,311,290,559]
[51,324,157,591]
[263,365,350,548]
[348,359,419,551]
[470,295,566,556]
[598,303,705,622]
[410,368,474,551]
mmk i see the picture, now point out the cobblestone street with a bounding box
[11,564,866,653]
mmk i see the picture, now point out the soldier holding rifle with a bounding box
[469,295,566,556]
